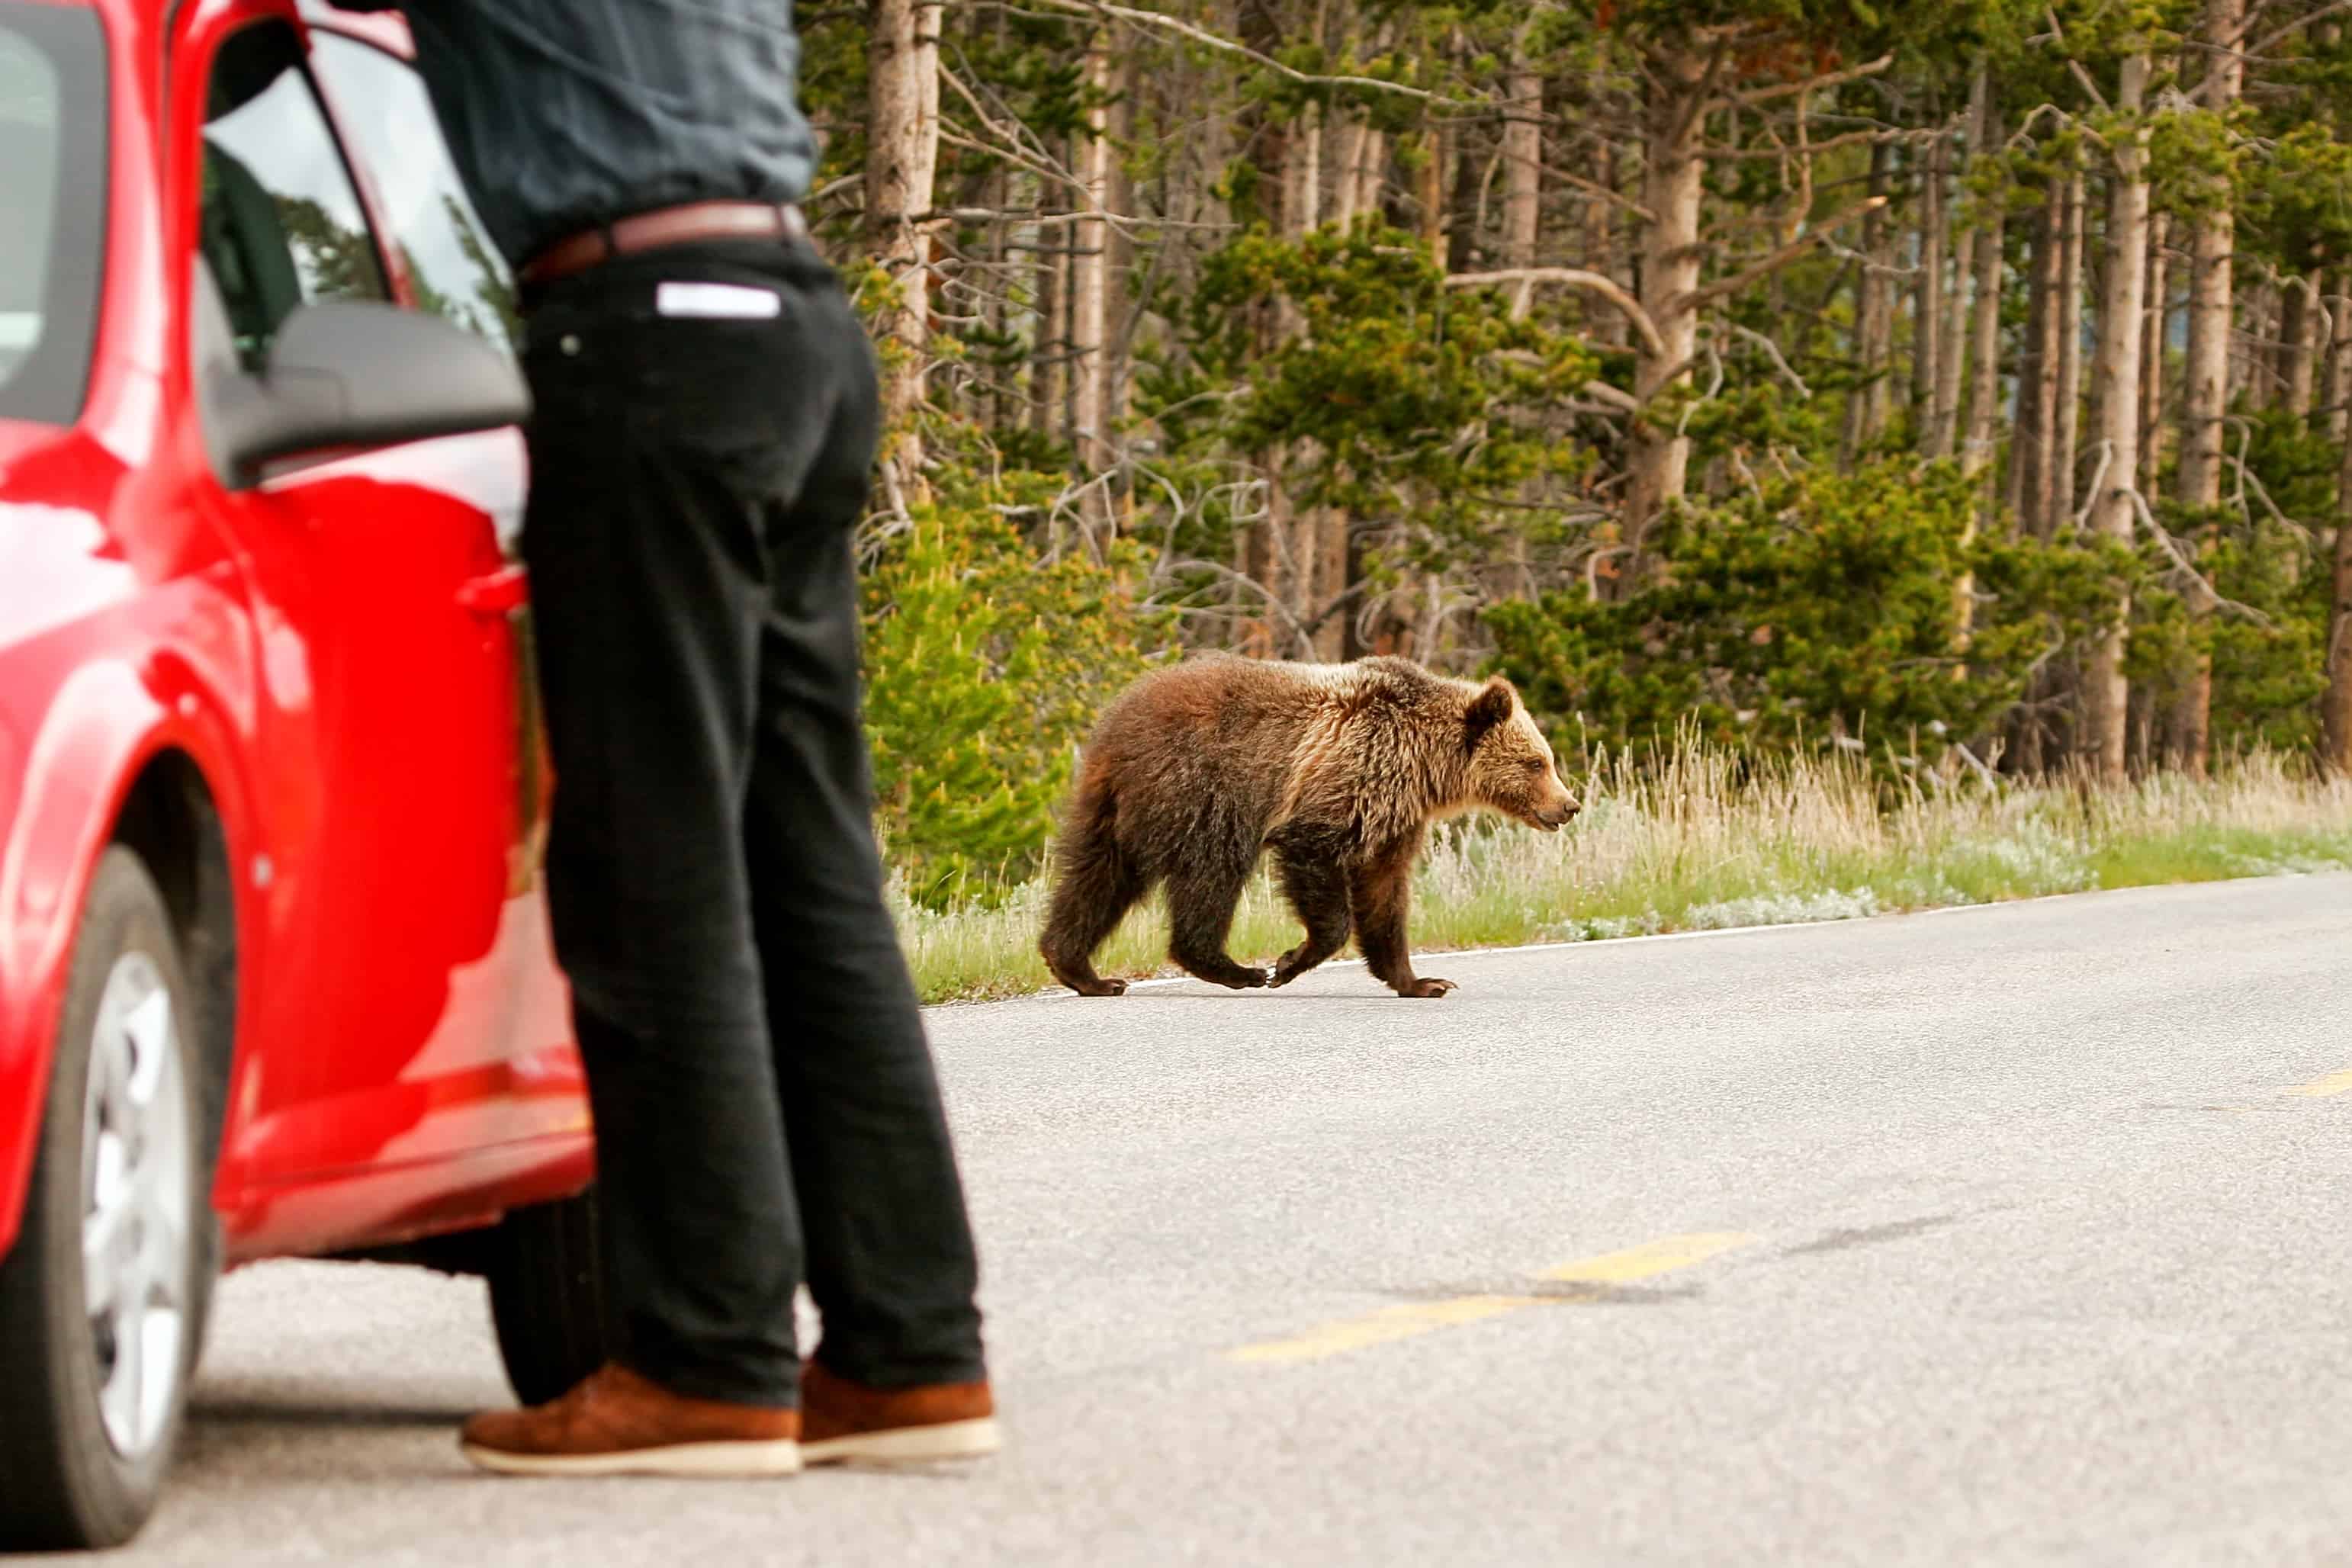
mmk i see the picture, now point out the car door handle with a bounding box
[457,564,529,616]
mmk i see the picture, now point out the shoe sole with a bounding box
[460,1438,803,1478]
[800,1418,1002,1466]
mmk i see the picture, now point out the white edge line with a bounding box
[938,875,2334,1007]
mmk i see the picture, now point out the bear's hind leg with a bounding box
[1164,854,1271,991]
[1040,793,1149,997]
[1270,848,1351,987]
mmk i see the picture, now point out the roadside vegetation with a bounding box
[818,2,2352,1001]
[892,742,2352,1004]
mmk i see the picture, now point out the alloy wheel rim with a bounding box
[79,953,191,1460]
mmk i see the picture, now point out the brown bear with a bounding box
[1038,654,1579,999]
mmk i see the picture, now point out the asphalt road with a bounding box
[107,876,2352,1566]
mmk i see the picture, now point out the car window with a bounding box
[198,21,387,373]
[0,2,104,425]
[310,32,519,355]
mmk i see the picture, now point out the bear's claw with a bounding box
[1399,976,1457,998]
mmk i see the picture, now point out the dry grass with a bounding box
[891,743,2352,1005]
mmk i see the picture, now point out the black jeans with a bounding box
[516,237,985,1406]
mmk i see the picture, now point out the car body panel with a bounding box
[0,0,594,1268]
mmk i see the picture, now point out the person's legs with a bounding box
[740,276,988,1396]
[509,252,839,1410]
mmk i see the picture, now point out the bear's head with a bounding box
[1462,676,1579,831]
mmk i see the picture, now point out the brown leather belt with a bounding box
[519,200,810,287]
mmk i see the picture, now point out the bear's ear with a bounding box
[1464,676,1515,751]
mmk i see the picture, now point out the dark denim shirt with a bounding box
[333,0,819,268]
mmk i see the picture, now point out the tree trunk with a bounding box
[1842,141,1894,465]
[1268,101,1323,654]
[2280,275,2314,418]
[1586,141,1623,346]
[1444,112,1483,275]
[2177,115,2235,507]
[2142,211,2170,493]
[2018,179,2065,535]
[1917,135,1947,425]
[1104,50,1138,500]
[1030,178,1065,441]
[1416,124,1448,260]
[2169,0,2245,777]
[1332,114,1367,226]
[2052,169,2087,529]
[2327,445,2352,772]
[2247,281,2276,410]
[1624,39,1708,581]
[1319,94,1378,656]
[1963,163,2006,490]
[1957,69,2002,650]
[1502,46,1543,276]
[1931,74,1981,464]
[864,0,943,504]
[2327,269,2352,444]
[1069,35,1113,491]
[2081,54,2152,786]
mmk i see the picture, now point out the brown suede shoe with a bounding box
[460,1362,801,1477]
[798,1360,1000,1465]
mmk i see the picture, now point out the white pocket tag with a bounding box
[655,281,784,320]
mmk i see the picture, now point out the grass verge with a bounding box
[890,745,2352,1005]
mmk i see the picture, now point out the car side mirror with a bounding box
[210,300,531,484]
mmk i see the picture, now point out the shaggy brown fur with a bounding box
[1039,654,1579,998]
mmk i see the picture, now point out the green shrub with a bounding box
[860,443,1174,909]
[1483,459,2127,764]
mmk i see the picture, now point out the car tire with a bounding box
[0,848,214,1552]
[484,1185,612,1408]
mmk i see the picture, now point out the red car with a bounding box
[0,0,612,1548]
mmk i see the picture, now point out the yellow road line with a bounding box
[2285,1068,2352,1098]
[1229,1295,1540,1365]
[1539,1231,1757,1288]
[1227,1232,1759,1366]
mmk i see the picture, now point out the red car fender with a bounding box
[0,643,254,1262]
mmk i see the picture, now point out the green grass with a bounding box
[888,744,2352,1004]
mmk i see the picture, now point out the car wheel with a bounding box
[484,1186,611,1408]
[0,848,214,1551]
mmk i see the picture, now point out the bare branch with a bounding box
[1723,321,1813,399]
[1444,268,1669,359]
[1705,127,1893,161]
[1670,43,1736,153]
[2125,488,2275,625]
[1541,162,1656,223]
[1579,380,1642,413]
[989,0,1473,108]
[2045,8,2114,113]
[1727,53,1894,109]
[1672,194,1889,316]
[2074,439,2113,529]
[2223,0,2352,77]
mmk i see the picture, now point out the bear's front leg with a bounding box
[1348,838,1453,998]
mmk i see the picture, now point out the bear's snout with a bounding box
[1535,797,1579,831]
